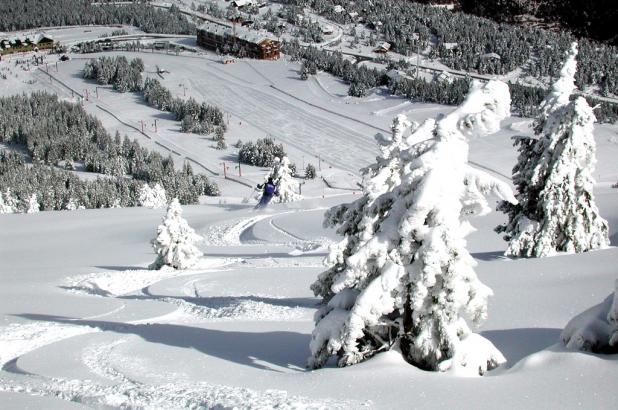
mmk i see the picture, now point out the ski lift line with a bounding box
[36,68,83,98]
[185,157,220,176]
[154,141,181,157]
[224,174,253,188]
[241,61,275,86]
[38,62,258,184]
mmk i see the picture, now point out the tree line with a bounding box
[0,0,195,35]
[81,57,228,142]
[275,0,617,98]
[83,55,144,93]
[238,137,287,168]
[459,0,617,47]
[284,41,618,122]
[142,77,227,141]
[0,92,218,212]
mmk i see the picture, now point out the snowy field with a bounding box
[1,28,618,409]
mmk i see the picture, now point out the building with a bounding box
[374,42,391,53]
[197,22,280,60]
[231,0,253,9]
[435,70,454,84]
[0,32,55,55]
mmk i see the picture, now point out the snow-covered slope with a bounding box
[1,32,617,409]
[1,181,617,408]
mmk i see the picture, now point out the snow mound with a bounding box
[561,279,618,353]
[440,333,507,377]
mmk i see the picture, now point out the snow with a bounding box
[1,29,617,409]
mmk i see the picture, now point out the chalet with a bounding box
[435,70,454,84]
[0,32,55,55]
[333,5,345,13]
[197,22,280,60]
[231,0,253,8]
[374,41,391,53]
[321,25,334,35]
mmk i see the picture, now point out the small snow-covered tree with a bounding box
[0,189,18,214]
[561,279,618,354]
[496,42,609,257]
[305,163,317,179]
[309,81,514,375]
[150,198,203,270]
[138,183,168,209]
[64,197,82,211]
[26,194,40,213]
[268,156,302,203]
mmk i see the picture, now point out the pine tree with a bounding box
[150,198,203,270]
[305,163,317,179]
[26,194,40,213]
[139,183,168,209]
[309,81,513,375]
[496,43,610,257]
[0,189,18,214]
[268,156,302,203]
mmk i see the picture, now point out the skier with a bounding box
[254,177,278,209]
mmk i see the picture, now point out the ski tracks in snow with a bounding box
[204,210,331,252]
[0,211,343,408]
[0,371,364,409]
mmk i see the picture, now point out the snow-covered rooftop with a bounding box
[0,32,53,45]
[198,21,275,45]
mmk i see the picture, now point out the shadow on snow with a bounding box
[481,327,561,368]
[15,313,311,373]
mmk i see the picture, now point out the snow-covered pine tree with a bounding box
[268,156,302,203]
[150,198,203,270]
[138,183,167,209]
[0,189,18,214]
[309,80,514,375]
[26,193,40,213]
[65,197,81,211]
[496,42,609,257]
